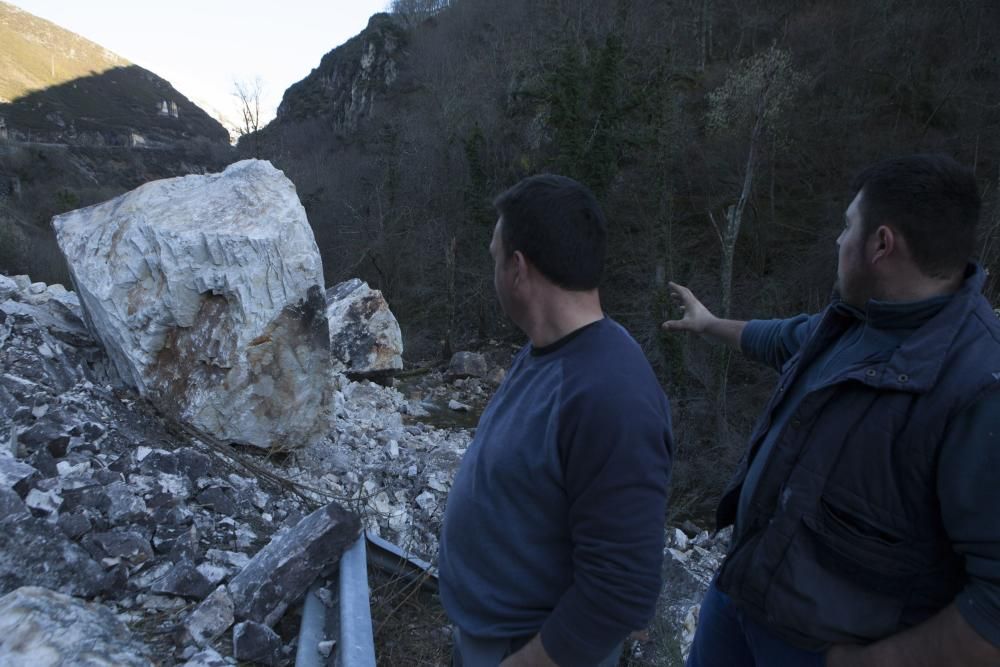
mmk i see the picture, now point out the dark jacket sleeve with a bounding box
[938,391,1000,648]
[539,384,673,666]
[740,314,817,370]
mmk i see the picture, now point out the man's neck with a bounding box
[878,269,964,304]
[520,289,604,348]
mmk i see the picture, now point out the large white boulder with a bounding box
[327,278,403,377]
[52,160,331,450]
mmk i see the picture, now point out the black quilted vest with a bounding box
[715,265,1000,650]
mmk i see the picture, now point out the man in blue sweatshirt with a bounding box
[664,154,1000,666]
[438,174,673,666]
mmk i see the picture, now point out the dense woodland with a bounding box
[246,0,1000,515]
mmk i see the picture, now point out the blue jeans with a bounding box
[687,581,826,667]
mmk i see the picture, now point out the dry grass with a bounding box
[369,565,450,666]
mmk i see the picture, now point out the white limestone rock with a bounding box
[0,586,154,666]
[52,159,332,450]
[326,278,403,377]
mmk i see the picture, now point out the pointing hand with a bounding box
[662,282,715,334]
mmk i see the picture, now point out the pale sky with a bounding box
[10,0,391,131]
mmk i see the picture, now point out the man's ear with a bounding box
[871,224,897,264]
[511,250,529,285]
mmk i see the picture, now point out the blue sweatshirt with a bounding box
[438,317,673,666]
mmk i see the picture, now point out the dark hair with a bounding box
[850,154,980,278]
[492,174,607,290]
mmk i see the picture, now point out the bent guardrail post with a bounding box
[338,534,376,667]
[295,533,374,667]
[365,530,438,593]
[295,581,328,667]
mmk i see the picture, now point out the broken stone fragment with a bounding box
[0,487,28,522]
[232,620,284,666]
[0,518,109,597]
[150,558,214,600]
[24,487,62,517]
[205,548,251,572]
[183,585,235,647]
[318,639,336,658]
[181,646,229,667]
[139,449,180,475]
[446,351,487,379]
[85,530,154,566]
[673,527,690,551]
[0,586,155,666]
[196,486,237,516]
[16,418,69,457]
[176,448,212,481]
[57,510,93,540]
[105,481,147,524]
[52,159,332,450]
[415,490,438,513]
[0,456,37,496]
[227,501,360,627]
[448,399,471,412]
[327,278,403,377]
[0,275,16,301]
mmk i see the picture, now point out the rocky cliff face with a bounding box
[273,13,406,132]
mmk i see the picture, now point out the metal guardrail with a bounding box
[295,531,438,666]
[295,534,375,667]
[338,536,377,667]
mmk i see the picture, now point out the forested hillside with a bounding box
[245,0,1000,514]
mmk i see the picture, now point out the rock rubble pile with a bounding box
[0,272,724,664]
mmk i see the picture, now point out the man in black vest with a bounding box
[664,154,1000,666]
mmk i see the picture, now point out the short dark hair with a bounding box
[851,154,980,278]
[492,174,607,290]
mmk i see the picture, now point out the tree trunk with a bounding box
[716,94,765,435]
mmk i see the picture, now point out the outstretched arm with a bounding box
[661,282,746,350]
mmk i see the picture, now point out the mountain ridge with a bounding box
[0,1,228,146]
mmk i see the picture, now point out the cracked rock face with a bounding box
[52,159,332,450]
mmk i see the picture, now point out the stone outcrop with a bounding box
[52,159,332,450]
[275,13,405,130]
[0,586,155,666]
[327,278,403,377]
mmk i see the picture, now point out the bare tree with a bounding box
[232,76,264,158]
[704,45,805,430]
[706,46,804,319]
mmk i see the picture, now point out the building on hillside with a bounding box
[169,101,179,118]
[129,131,147,148]
[158,100,170,116]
